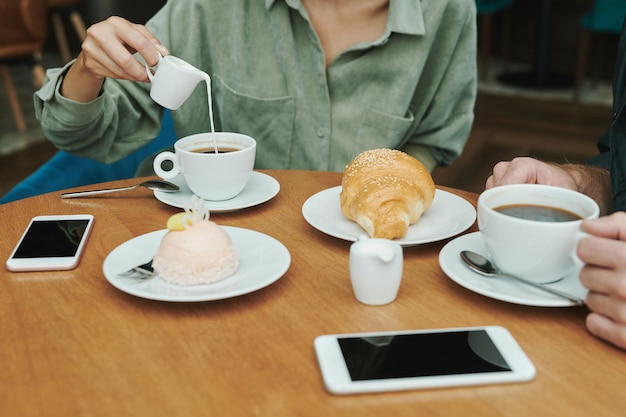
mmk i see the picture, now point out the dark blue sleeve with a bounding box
[587,18,626,211]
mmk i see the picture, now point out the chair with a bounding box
[0,110,177,204]
[0,0,48,132]
[48,0,87,63]
[574,0,626,101]
[476,0,516,80]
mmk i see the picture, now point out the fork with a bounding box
[118,259,155,280]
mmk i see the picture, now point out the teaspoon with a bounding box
[459,250,586,306]
[61,180,179,198]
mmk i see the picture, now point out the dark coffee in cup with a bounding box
[494,204,582,222]
[191,146,241,154]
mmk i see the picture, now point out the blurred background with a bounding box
[0,0,619,199]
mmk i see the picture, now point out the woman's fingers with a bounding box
[81,16,165,81]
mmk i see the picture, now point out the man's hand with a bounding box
[578,213,626,350]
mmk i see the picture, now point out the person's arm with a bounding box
[60,16,166,103]
[60,55,105,103]
[33,12,173,164]
[561,163,612,214]
[402,2,477,169]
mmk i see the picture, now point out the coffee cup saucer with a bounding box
[439,232,588,307]
[153,171,279,213]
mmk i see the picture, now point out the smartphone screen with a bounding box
[6,215,94,271]
[337,330,510,381]
[12,219,90,258]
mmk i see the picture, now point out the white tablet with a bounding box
[314,326,536,395]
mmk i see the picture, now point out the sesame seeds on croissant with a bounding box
[340,149,436,239]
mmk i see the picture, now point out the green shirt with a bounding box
[35,0,477,174]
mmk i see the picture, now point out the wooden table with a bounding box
[1,170,623,416]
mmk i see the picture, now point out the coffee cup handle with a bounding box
[153,151,180,179]
[572,230,592,268]
[145,52,163,82]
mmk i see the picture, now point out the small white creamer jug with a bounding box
[145,53,209,110]
[349,236,403,305]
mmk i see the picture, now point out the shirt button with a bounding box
[613,112,618,120]
[317,127,326,138]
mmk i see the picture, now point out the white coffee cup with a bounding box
[477,184,600,284]
[153,132,256,201]
[349,236,403,305]
[145,54,208,110]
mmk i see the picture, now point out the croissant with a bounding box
[340,149,436,239]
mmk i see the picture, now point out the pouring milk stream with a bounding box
[145,53,217,151]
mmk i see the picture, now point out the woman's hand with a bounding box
[60,16,168,102]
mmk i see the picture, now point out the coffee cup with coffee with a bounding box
[153,132,256,201]
[477,184,599,284]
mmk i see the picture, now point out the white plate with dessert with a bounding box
[302,186,476,246]
[439,232,587,307]
[103,226,291,302]
[153,171,280,212]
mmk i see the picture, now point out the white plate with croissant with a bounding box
[303,149,476,246]
[302,186,476,246]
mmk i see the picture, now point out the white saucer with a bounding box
[439,232,588,307]
[153,171,280,213]
[302,187,476,246]
[102,227,290,302]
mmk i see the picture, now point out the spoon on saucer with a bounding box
[61,180,179,198]
[459,251,586,306]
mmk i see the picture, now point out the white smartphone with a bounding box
[6,214,94,272]
[314,326,536,395]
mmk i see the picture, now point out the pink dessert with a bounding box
[152,196,238,286]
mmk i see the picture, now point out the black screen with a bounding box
[13,220,89,258]
[338,330,512,381]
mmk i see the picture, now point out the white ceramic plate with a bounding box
[102,227,290,302]
[439,232,588,307]
[302,187,476,246]
[153,171,280,213]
